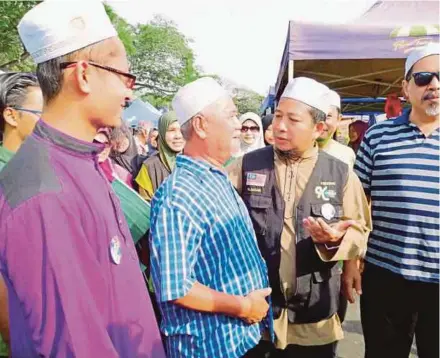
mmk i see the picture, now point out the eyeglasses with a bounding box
[411,72,440,87]
[12,107,42,116]
[241,125,260,133]
[60,61,137,89]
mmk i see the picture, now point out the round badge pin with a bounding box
[110,236,122,265]
[321,203,336,221]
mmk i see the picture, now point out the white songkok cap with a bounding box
[18,0,117,64]
[172,77,230,125]
[405,42,440,78]
[327,90,341,110]
[281,77,330,114]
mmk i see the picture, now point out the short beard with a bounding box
[425,104,440,117]
[275,147,301,162]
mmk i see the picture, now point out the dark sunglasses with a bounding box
[241,125,260,133]
[12,107,42,116]
[60,61,137,89]
[411,72,440,87]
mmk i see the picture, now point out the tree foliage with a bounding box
[0,3,259,112]
[0,1,41,71]
[233,89,264,115]
[131,15,200,107]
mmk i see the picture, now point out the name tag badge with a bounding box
[110,236,122,265]
[246,173,267,187]
[321,203,336,220]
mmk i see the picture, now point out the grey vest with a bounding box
[241,146,348,324]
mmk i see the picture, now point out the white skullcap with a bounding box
[405,42,440,77]
[18,0,117,64]
[172,77,229,125]
[327,90,341,110]
[281,77,330,114]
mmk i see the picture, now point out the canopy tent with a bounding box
[273,0,440,114]
[122,98,162,128]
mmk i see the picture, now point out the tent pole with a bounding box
[379,76,403,96]
[288,60,294,82]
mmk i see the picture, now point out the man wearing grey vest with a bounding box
[229,77,371,358]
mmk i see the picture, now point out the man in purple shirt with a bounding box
[0,1,165,357]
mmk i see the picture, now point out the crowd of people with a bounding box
[0,1,438,358]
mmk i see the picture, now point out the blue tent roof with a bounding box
[122,99,161,127]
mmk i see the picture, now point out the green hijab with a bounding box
[158,111,179,171]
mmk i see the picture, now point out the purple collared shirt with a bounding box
[0,120,165,358]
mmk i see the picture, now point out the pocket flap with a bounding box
[245,195,272,209]
[312,265,342,283]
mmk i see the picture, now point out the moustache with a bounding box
[423,92,439,101]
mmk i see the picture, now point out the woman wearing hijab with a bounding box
[261,114,274,146]
[348,120,369,154]
[109,122,139,174]
[135,111,185,202]
[237,112,265,156]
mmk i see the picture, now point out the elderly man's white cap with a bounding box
[281,77,330,114]
[18,0,117,64]
[405,42,440,78]
[172,77,230,125]
[327,90,341,110]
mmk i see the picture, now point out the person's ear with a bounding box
[73,61,92,95]
[313,121,325,140]
[192,114,208,140]
[3,107,19,128]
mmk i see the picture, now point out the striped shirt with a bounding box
[150,155,270,358]
[354,110,439,283]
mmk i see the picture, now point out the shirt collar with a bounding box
[176,154,226,177]
[274,143,319,163]
[33,120,104,157]
[393,108,411,125]
[0,145,14,165]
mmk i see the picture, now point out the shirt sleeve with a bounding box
[0,196,119,357]
[316,170,372,261]
[354,134,374,197]
[150,198,203,302]
[135,165,154,201]
[226,156,244,193]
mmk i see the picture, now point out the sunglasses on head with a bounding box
[411,72,440,87]
[241,125,260,133]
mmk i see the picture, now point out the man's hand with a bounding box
[239,288,272,325]
[342,258,362,303]
[303,217,355,244]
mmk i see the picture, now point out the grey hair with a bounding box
[0,72,39,132]
[309,107,327,124]
[180,118,194,141]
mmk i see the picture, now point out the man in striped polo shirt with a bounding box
[353,43,439,358]
[149,77,272,358]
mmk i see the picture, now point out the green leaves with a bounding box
[0,1,40,71]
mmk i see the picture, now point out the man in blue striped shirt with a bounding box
[150,77,272,358]
[352,43,439,358]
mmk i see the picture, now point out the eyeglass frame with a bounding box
[60,61,137,89]
[11,107,42,116]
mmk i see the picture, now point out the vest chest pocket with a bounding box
[243,195,272,235]
[310,203,343,225]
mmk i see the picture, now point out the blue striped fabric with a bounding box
[354,111,439,283]
[150,155,270,358]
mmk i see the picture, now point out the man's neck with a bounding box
[41,100,98,142]
[409,108,440,136]
[183,141,225,170]
[2,130,22,153]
